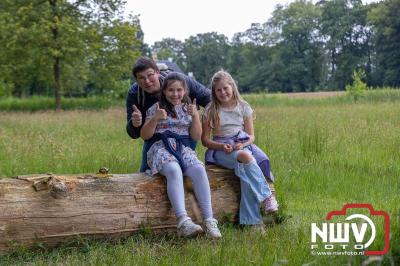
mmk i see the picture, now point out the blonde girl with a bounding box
[201,70,278,233]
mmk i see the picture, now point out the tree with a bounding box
[0,0,143,108]
[86,15,142,97]
[183,32,229,84]
[226,43,274,92]
[267,0,325,92]
[368,0,400,87]
[151,38,186,70]
[318,0,372,89]
[345,69,368,100]
[232,23,267,45]
[0,0,54,97]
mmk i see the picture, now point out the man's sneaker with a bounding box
[204,218,222,239]
[177,218,203,237]
[263,194,279,214]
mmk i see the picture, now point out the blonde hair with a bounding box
[204,70,246,130]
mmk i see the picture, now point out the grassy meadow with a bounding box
[0,90,399,265]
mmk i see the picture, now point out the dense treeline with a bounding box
[0,0,399,108]
[152,0,400,92]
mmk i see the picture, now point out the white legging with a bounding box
[159,162,213,220]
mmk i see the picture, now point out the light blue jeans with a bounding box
[214,148,272,225]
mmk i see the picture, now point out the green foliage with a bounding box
[267,0,324,92]
[345,69,368,100]
[0,0,142,107]
[183,32,229,84]
[151,38,186,68]
[368,0,400,87]
[227,43,273,92]
[0,79,13,97]
[146,0,399,93]
[103,79,132,100]
[318,0,372,90]
[87,17,142,96]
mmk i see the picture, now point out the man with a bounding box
[126,57,211,172]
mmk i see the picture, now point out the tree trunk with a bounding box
[0,166,274,253]
[50,0,62,110]
[54,56,61,110]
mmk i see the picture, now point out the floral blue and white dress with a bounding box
[146,103,203,175]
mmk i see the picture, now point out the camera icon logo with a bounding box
[311,203,390,256]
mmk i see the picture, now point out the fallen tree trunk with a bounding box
[0,166,274,252]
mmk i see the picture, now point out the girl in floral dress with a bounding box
[140,72,221,238]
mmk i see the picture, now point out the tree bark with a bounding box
[49,0,62,110]
[0,166,275,252]
[53,56,61,110]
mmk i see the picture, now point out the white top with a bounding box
[206,101,253,137]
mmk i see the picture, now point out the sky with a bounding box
[125,0,378,46]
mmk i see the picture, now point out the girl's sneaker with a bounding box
[204,218,222,239]
[177,218,203,237]
[263,194,279,214]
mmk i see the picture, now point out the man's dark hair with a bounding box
[132,57,159,78]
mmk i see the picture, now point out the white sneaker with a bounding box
[263,194,279,214]
[204,218,222,239]
[177,218,203,237]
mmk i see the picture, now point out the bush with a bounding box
[105,79,132,100]
[345,69,368,101]
[0,79,14,98]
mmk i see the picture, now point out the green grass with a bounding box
[0,96,122,112]
[1,88,399,112]
[243,88,400,107]
[0,93,399,265]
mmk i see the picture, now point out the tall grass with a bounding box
[244,88,400,107]
[1,88,400,112]
[0,96,399,265]
[0,108,141,176]
[0,96,122,112]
